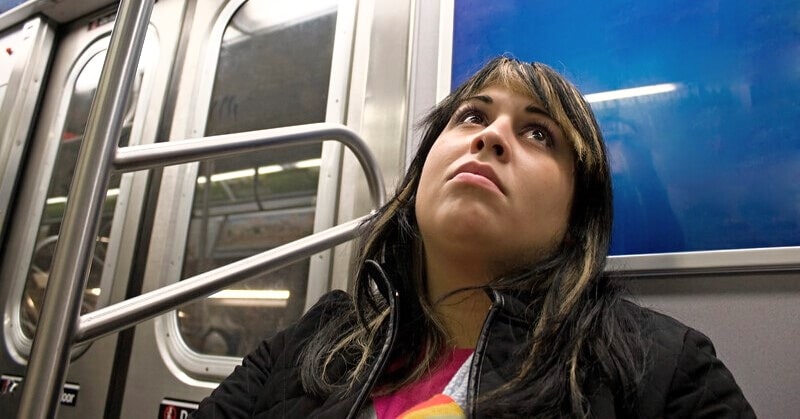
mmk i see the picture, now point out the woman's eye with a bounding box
[464,114,482,124]
[524,127,552,145]
[459,111,485,125]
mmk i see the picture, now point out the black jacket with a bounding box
[194,269,754,418]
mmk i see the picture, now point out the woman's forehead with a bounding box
[461,84,549,112]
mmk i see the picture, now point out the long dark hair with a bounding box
[301,57,645,417]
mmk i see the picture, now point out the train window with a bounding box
[451,0,800,264]
[19,38,148,339]
[176,0,337,357]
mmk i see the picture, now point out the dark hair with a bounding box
[301,56,645,417]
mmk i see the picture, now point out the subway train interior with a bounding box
[0,0,798,417]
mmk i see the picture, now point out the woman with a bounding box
[193,57,753,418]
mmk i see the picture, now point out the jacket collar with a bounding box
[345,261,539,418]
[368,258,535,324]
[484,287,536,326]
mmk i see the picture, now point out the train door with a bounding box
[0,1,184,417]
[117,0,425,415]
[118,0,355,415]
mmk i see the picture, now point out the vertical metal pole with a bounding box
[16,1,155,418]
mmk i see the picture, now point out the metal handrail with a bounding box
[69,123,385,343]
[75,216,366,344]
[17,0,386,417]
[75,123,386,343]
[113,123,384,210]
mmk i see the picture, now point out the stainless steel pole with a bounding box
[16,1,155,417]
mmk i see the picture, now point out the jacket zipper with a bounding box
[466,291,502,419]
[345,261,401,419]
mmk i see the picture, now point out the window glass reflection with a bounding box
[20,42,146,338]
[178,0,337,357]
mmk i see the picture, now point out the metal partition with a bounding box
[16,1,385,417]
[0,17,54,246]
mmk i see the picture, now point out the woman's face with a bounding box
[416,84,576,274]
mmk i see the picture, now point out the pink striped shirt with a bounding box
[373,348,473,419]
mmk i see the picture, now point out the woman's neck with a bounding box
[434,292,492,348]
[424,250,493,348]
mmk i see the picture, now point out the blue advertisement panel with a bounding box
[452,0,800,255]
[0,0,26,14]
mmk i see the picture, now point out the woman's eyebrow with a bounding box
[525,103,552,118]
[461,93,559,131]
[464,94,553,118]
[463,94,493,104]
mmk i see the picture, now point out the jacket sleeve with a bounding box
[192,333,284,419]
[191,290,349,418]
[664,328,755,418]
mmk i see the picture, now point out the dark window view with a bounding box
[21,42,146,338]
[177,0,338,357]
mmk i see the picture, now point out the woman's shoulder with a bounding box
[616,299,719,384]
[306,290,354,317]
[615,299,731,368]
[258,290,354,357]
[616,299,755,417]
[617,299,695,350]
[192,291,356,417]
[292,290,354,334]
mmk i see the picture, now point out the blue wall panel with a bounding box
[453,0,800,255]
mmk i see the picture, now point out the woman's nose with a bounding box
[469,121,511,161]
[471,137,505,157]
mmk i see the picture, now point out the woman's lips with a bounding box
[450,161,505,194]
